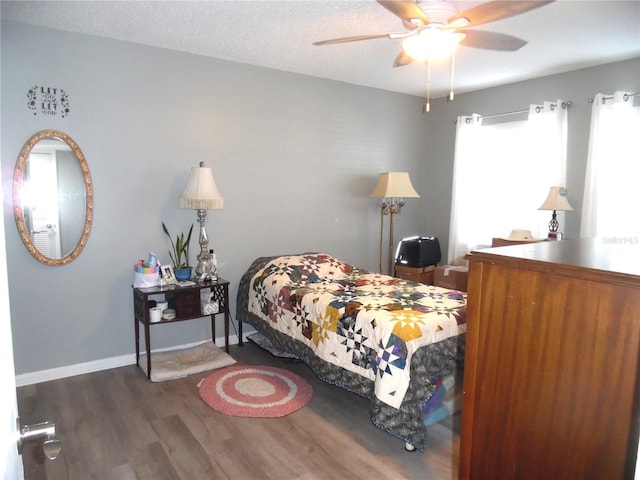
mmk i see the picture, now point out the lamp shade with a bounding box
[369,172,420,199]
[179,163,224,210]
[538,186,573,212]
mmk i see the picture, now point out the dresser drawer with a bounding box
[395,265,435,285]
[174,289,201,317]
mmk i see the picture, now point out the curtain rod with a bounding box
[588,92,639,103]
[453,101,571,123]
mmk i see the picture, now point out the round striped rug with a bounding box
[198,365,313,417]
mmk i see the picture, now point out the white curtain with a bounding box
[580,91,640,239]
[447,101,568,265]
[448,114,482,265]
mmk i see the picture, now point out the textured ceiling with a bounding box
[2,0,639,98]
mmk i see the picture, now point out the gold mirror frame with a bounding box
[13,130,94,266]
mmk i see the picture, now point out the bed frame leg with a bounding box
[404,442,416,452]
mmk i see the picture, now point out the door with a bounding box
[1,178,23,478]
[25,151,61,258]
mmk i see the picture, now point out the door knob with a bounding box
[16,417,62,460]
[43,438,62,460]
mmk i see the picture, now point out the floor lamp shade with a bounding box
[369,172,420,199]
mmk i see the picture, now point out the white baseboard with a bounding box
[15,334,242,387]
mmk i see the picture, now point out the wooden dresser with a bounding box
[460,238,640,480]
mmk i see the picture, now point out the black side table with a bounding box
[133,279,230,379]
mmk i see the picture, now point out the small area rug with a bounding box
[138,342,236,382]
[198,365,313,418]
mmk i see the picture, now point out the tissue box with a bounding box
[202,301,219,315]
[434,265,469,292]
[201,291,219,315]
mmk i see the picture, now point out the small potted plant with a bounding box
[162,222,194,281]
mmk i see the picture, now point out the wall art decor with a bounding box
[27,85,70,117]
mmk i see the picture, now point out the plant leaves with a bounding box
[162,221,192,268]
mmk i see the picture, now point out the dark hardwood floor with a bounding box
[17,342,459,480]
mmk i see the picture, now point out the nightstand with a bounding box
[395,265,435,285]
[133,279,230,379]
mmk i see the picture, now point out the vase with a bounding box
[174,267,192,281]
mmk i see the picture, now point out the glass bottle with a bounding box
[209,249,217,280]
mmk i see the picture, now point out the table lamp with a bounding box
[180,162,223,281]
[538,186,573,240]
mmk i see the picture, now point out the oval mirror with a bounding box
[13,130,93,266]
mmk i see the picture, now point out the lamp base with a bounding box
[547,232,564,241]
[196,259,216,282]
[195,208,217,282]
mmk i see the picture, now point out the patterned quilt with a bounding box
[248,253,467,409]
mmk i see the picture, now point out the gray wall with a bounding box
[2,21,638,377]
[1,22,429,375]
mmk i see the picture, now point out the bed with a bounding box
[236,253,466,451]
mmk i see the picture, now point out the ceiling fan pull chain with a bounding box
[423,62,431,114]
[448,51,456,102]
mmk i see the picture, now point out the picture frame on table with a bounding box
[160,264,176,284]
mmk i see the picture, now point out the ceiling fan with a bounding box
[314,0,555,67]
[314,0,554,112]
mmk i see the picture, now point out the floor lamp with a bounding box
[370,172,420,275]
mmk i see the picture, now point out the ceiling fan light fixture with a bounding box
[447,17,470,29]
[402,28,465,62]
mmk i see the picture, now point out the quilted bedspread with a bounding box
[248,253,466,409]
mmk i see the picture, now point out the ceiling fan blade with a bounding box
[459,30,528,51]
[448,0,554,28]
[313,33,392,46]
[393,50,415,67]
[377,0,430,25]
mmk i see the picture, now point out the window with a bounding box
[448,101,568,264]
